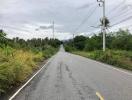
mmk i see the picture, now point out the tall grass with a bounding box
[0,47,43,94]
[0,31,60,94]
[0,45,58,94]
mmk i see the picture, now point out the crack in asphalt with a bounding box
[9,50,132,100]
[55,62,65,93]
[65,64,98,100]
[12,55,99,100]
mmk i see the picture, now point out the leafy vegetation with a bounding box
[64,29,132,51]
[72,50,132,71]
[64,29,132,71]
[0,30,61,94]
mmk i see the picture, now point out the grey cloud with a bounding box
[39,25,53,30]
[0,0,132,40]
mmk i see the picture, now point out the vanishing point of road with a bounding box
[11,46,132,100]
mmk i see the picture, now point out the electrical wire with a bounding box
[0,25,31,33]
[111,15,132,27]
[73,5,98,34]
[109,6,132,22]
[106,0,126,16]
[91,1,126,31]
[109,7,129,20]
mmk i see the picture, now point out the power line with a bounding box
[107,3,132,29]
[110,10,130,21]
[78,1,97,9]
[66,3,98,40]
[92,0,127,28]
[108,24,132,33]
[111,15,132,27]
[0,25,31,33]
[52,21,55,39]
[109,6,132,22]
[73,5,98,34]
[106,0,126,16]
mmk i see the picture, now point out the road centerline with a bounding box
[96,92,104,100]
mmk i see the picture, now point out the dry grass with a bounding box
[0,48,43,93]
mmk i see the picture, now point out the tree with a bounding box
[74,36,86,50]
[111,29,132,50]
[84,34,102,51]
[0,29,6,38]
[0,29,7,47]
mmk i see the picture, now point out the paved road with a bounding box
[12,47,132,100]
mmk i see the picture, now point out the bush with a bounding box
[64,45,76,52]
[42,45,57,58]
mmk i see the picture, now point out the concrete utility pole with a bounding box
[97,0,106,51]
[73,33,75,47]
[73,33,75,40]
[52,21,55,39]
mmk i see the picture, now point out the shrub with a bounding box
[64,45,76,52]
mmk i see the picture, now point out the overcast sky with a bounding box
[0,0,132,40]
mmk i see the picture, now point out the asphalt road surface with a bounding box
[12,46,132,100]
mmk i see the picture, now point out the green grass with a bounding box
[72,50,132,71]
[0,46,57,94]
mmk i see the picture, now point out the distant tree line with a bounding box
[0,29,61,51]
[64,29,132,51]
